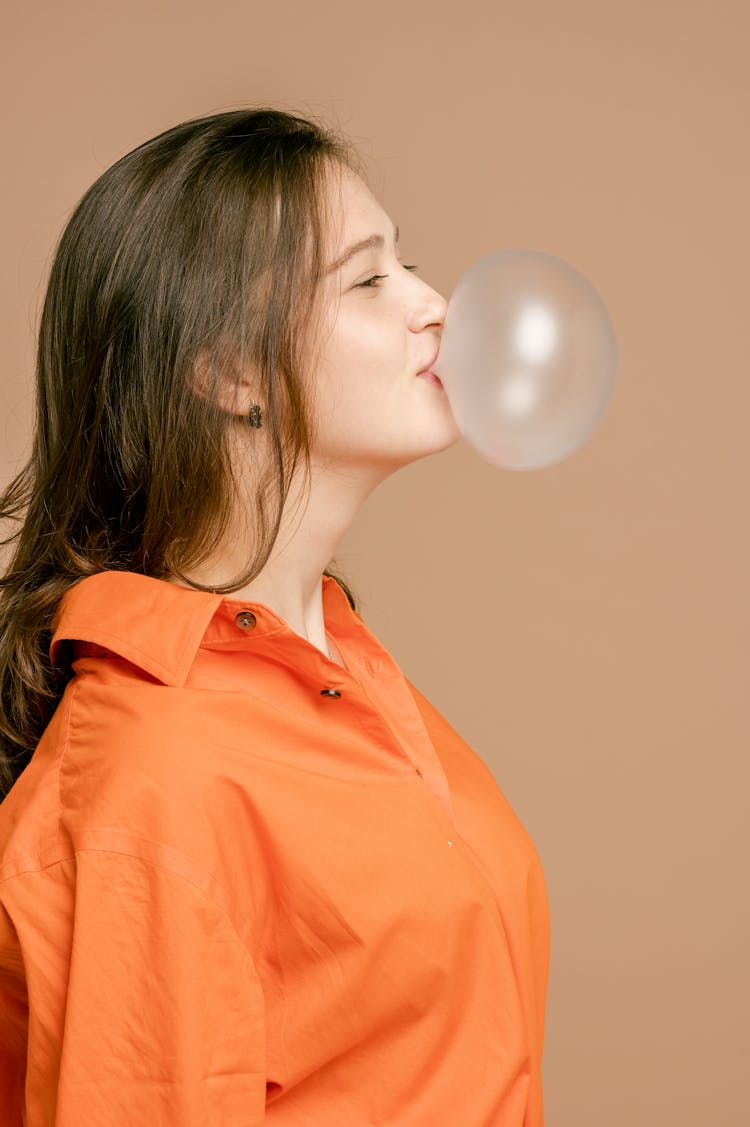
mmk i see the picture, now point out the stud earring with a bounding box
[248,401,262,428]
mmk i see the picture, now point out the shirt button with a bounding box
[320,689,342,698]
[235,611,257,631]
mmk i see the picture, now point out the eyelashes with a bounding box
[356,264,419,289]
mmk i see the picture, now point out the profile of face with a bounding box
[308,166,462,479]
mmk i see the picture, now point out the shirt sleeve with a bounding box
[4,849,267,1126]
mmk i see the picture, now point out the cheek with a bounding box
[323,314,398,397]
[311,343,395,452]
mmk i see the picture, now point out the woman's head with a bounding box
[17,108,457,592]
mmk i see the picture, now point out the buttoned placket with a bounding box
[230,606,456,828]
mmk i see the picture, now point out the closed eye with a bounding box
[356,264,419,289]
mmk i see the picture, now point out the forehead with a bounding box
[326,165,390,244]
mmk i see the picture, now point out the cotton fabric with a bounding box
[0,570,550,1125]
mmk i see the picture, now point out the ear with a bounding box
[193,348,259,420]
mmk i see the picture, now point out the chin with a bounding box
[396,427,463,470]
[428,413,463,454]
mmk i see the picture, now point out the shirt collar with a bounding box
[49,570,358,688]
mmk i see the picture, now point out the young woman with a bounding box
[0,108,550,1125]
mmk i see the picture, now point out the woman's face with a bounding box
[309,166,461,476]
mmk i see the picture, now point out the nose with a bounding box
[408,281,448,333]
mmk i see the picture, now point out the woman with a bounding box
[0,108,550,1125]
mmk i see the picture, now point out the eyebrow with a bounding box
[327,224,400,274]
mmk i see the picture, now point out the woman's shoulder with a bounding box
[0,672,239,896]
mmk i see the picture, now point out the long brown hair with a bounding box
[0,107,363,800]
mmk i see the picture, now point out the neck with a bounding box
[173,455,385,654]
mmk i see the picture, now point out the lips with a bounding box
[417,371,444,388]
[416,347,440,377]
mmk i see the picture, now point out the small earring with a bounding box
[248,401,262,428]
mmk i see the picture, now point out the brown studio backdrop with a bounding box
[2,2,748,1124]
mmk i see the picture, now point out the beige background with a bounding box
[2,1,747,1123]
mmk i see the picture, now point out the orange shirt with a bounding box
[0,570,550,1125]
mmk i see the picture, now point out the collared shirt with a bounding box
[0,570,550,1125]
